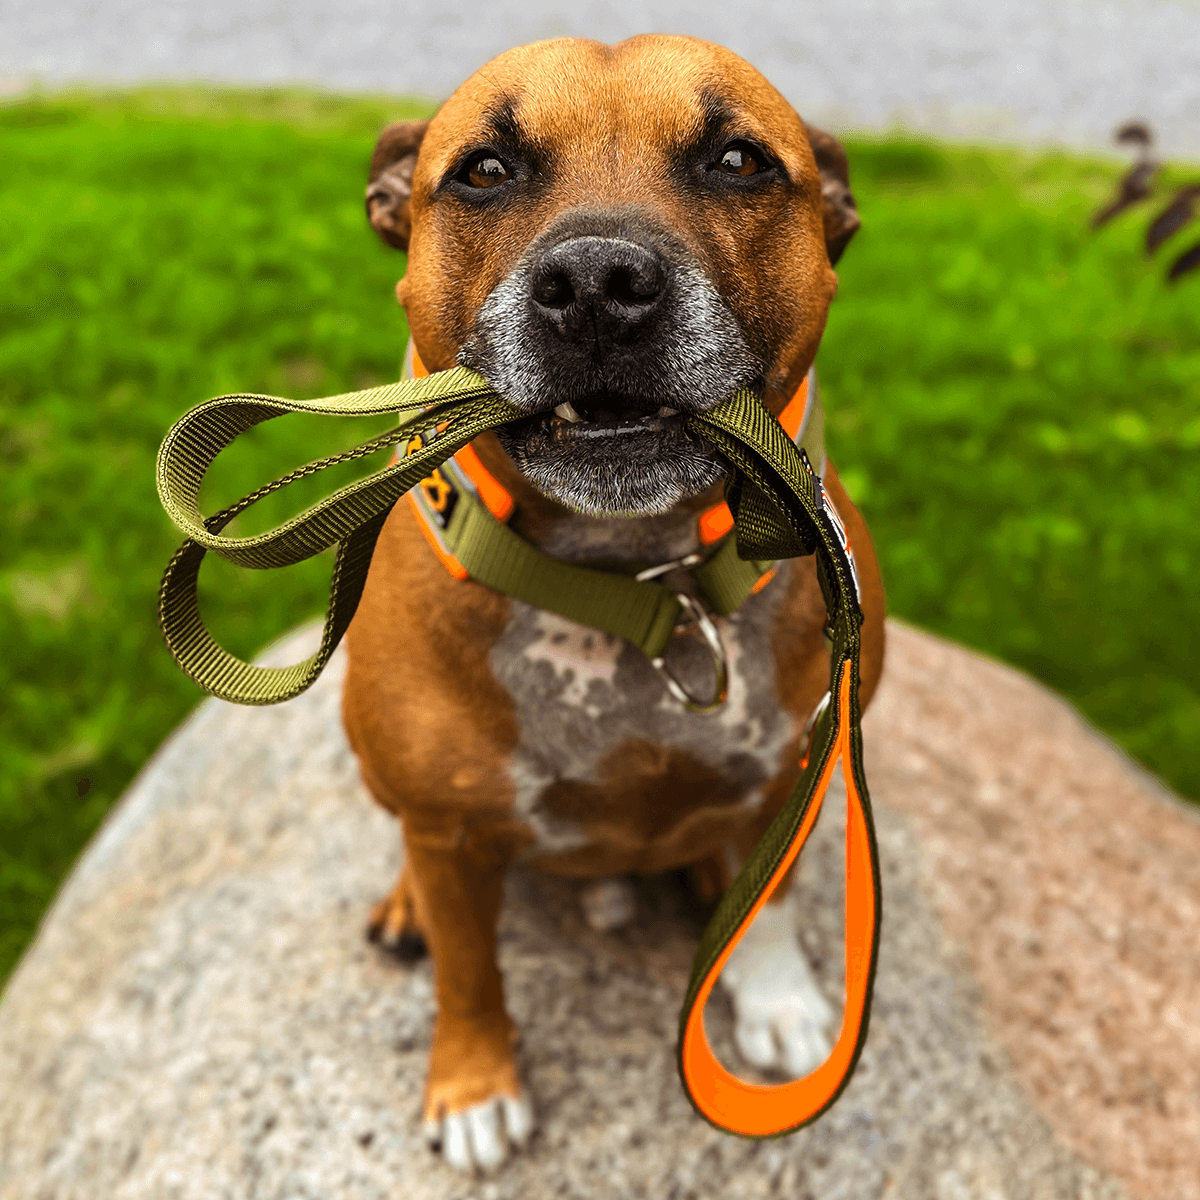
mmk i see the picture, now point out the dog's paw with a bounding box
[425,1091,535,1173]
[424,1011,534,1173]
[717,901,836,1078]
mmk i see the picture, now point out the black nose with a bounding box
[529,236,668,345]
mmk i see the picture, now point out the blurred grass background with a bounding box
[1,89,1198,985]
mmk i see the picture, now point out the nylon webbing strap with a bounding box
[155,369,879,1136]
[415,440,777,642]
[690,536,774,616]
[429,482,685,659]
[157,368,522,704]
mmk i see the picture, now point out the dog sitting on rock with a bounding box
[342,34,886,1173]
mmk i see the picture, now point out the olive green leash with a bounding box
[156,368,519,705]
[156,367,880,1137]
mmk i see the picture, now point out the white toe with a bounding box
[777,1008,833,1078]
[733,1018,778,1070]
[442,1112,473,1173]
[466,1100,505,1171]
[502,1092,535,1146]
[433,1091,536,1172]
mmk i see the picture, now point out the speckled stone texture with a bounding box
[1,618,1192,1200]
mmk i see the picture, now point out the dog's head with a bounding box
[367,36,859,517]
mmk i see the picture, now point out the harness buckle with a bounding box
[650,592,729,714]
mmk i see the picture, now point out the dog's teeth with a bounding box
[554,403,583,423]
[656,407,679,417]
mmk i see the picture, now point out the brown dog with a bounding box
[343,35,886,1173]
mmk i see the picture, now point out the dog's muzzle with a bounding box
[460,215,763,516]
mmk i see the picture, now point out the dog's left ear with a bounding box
[366,119,431,251]
[803,122,861,266]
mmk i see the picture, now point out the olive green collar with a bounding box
[401,352,827,709]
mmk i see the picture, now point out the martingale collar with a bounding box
[402,344,833,711]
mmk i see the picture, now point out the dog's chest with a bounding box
[488,566,797,856]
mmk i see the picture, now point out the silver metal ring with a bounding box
[650,592,728,713]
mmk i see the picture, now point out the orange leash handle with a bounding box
[677,659,880,1135]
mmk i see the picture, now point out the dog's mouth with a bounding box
[547,397,682,439]
[457,217,766,516]
[502,388,694,448]
[493,392,725,517]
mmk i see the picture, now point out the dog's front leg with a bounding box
[402,829,535,1172]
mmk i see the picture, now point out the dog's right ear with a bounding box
[366,120,430,251]
[802,122,861,267]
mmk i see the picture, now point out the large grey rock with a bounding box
[1,619,1195,1200]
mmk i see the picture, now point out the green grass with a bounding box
[1,89,1198,987]
[819,140,1200,804]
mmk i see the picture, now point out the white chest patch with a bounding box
[488,568,797,854]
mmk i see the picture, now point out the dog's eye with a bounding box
[716,143,763,177]
[465,154,512,189]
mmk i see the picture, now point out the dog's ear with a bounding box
[366,120,430,251]
[803,122,861,266]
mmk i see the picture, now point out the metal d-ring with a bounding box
[650,592,729,713]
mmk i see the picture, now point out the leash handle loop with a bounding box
[156,369,521,704]
[156,368,516,567]
[675,659,878,1134]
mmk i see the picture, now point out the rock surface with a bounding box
[1,618,1196,1200]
